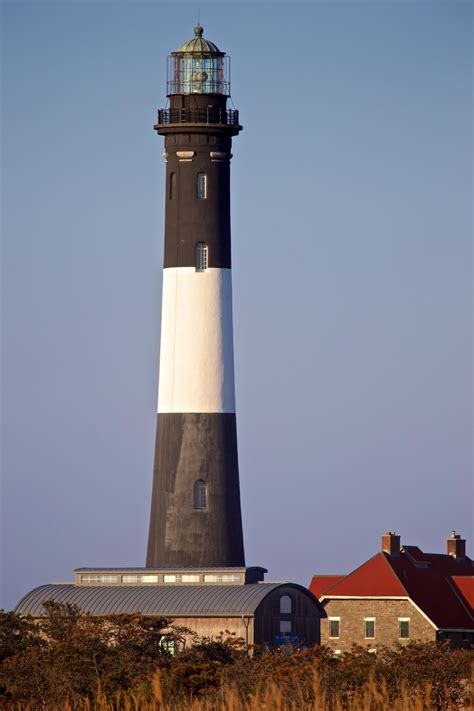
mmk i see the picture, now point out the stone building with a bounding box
[310,531,473,652]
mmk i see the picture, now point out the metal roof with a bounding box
[174,26,223,56]
[15,583,302,617]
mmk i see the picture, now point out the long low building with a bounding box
[15,566,325,648]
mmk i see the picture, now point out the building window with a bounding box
[364,618,375,638]
[280,620,292,635]
[194,479,207,509]
[163,574,200,584]
[80,575,119,584]
[329,618,340,638]
[122,575,158,584]
[160,637,175,655]
[195,242,208,272]
[280,595,292,614]
[169,172,176,199]
[204,574,241,583]
[399,619,410,639]
[196,172,207,199]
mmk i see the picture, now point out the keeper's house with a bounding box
[310,531,473,653]
[15,566,325,649]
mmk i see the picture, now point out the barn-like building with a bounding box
[15,566,325,648]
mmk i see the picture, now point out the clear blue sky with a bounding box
[1,1,472,610]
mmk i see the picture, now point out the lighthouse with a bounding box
[146,25,245,568]
[14,25,327,647]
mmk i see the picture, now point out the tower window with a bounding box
[195,242,208,272]
[196,172,207,199]
[194,480,207,509]
[280,595,292,614]
[169,172,176,199]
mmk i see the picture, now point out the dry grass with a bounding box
[20,670,471,711]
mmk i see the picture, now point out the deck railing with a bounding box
[156,108,239,126]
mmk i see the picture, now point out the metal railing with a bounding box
[156,108,239,126]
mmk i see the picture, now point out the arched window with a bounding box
[194,480,207,510]
[169,172,176,199]
[195,242,208,272]
[196,172,207,199]
[280,595,292,614]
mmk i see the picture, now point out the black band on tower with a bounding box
[147,413,245,567]
[163,135,232,269]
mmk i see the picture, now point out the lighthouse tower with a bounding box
[146,26,245,568]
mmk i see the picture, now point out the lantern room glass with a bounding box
[167,54,230,96]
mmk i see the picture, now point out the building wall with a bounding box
[170,587,324,651]
[171,616,254,648]
[320,598,436,652]
[255,586,323,647]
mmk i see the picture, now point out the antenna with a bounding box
[197,8,200,25]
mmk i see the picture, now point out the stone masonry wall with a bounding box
[320,599,436,653]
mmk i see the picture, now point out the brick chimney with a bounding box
[447,531,466,560]
[381,531,400,556]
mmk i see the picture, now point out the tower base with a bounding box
[146,413,245,568]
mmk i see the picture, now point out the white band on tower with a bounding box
[157,267,236,414]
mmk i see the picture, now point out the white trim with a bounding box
[407,598,438,630]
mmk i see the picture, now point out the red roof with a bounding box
[451,576,474,610]
[313,553,408,598]
[311,547,473,630]
[309,575,345,598]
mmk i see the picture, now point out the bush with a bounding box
[0,604,472,710]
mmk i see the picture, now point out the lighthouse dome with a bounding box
[174,25,224,56]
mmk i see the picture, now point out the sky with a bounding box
[1,0,472,611]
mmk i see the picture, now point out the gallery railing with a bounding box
[156,108,240,126]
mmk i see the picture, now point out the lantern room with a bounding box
[167,25,230,96]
